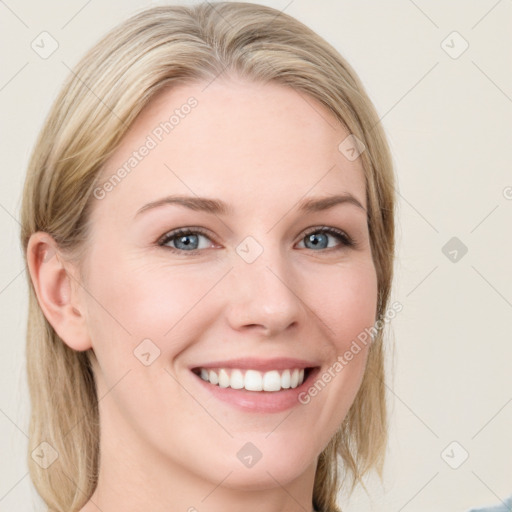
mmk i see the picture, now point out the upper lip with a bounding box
[190,357,320,372]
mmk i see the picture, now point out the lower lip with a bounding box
[191,368,320,413]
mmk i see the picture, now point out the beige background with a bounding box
[1,1,511,511]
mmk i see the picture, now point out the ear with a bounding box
[26,231,92,352]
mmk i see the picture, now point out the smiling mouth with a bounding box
[191,366,317,392]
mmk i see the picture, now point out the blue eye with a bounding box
[158,228,213,252]
[298,227,354,250]
[157,226,355,254]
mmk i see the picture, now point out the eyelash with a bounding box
[157,226,356,255]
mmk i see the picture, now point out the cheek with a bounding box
[83,251,217,361]
[315,259,378,350]
[84,237,377,375]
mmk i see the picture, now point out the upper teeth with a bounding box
[198,368,306,392]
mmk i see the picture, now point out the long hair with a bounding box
[19,3,396,511]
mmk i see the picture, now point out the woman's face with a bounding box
[76,78,377,492]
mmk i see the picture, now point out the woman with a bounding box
[20,3,396,511]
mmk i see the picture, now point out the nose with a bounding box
[223,242,305,337]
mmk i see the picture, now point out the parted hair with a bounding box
[20,3,396,511]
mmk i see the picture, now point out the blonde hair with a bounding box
[19,3,396,511]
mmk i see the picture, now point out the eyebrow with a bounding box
[134,193,366,218]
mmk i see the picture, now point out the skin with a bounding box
[28,77,378,512]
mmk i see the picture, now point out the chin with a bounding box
[209,444,316,491]
[219,463,310,491]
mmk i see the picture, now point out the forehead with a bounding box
[92,78,367,221]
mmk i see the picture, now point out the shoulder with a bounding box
[465,494,512,512]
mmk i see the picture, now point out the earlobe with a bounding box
[26,232,92,352]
